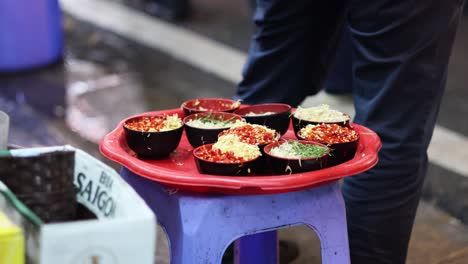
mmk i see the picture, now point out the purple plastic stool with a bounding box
[0,0,63,72]
[121,167,350,264]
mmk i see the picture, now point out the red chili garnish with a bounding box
[191,101,234,111]
[218,125,275,145]
[301,124,359,144]
[125,116,166,132]
[196,148,249,163]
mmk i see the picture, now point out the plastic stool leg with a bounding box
[301,182,350,264]
[235,231,278,264]
[168,230,233,264]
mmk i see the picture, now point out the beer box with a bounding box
[0,146,156,264]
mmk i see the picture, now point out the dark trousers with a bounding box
[236,0,465,263]
[324,26,353,94]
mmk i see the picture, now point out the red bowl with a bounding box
[181,98,240,116]
[123,115,184,159]
[193,144,261,176]
[264,140,330,175]
[183,112,243,148]
[234,103,291,135]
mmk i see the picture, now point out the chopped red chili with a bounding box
[218,125,276,145]
[125,116,165,132]
[195,147,249,163]
[191,100,235,111]
[301,124,359,144]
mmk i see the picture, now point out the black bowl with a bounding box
[264,140,330,175]
[326,140,359,166]
[123,115,184,159]
[183,112,244,148]
[193,144,261,176]
[234,103,291,135]
[297,129,359,167]
[217,126,281,173]
[181,98,241,116]
[291,112,350,136]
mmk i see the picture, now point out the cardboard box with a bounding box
[0,146,156,264]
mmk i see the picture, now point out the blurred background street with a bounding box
[1,0,468,263]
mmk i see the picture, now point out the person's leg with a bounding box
[343,0,465,263]
[324,25,353,95]
[235,0,350,106]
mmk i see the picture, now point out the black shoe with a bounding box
[221,240,299,264]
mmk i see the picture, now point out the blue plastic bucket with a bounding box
[0,0,63,72]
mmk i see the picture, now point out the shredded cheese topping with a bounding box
[245,111,276,116]
[293,104,348,122]
[220,120,277,145]
[159,114,183,131]
[214,134,261,160]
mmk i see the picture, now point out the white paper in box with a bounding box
[1,145,156,264]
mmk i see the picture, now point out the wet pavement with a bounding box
[1,0,468,263]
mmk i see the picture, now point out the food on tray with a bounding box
[264,140,330,174]
[185,113,238,129]
[183,112,244,148]
[269,140,329,159]
[124,114,182,132]
[244,111,276,117]
[123,114,184,159]
[182,98,242,116]
[218,121,278,145]
[195,134,261,163]
[234,103,292,136]
[293,104,349,123]
[192,99,241,111]
[299,124,359,144]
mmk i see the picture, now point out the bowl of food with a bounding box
[193,134,262,176]
[123,114,184,159]
[264,139,330,174]
[291,104,350,135]
[181,98,241,116]
[297,123,359,166]
[218,121,280,173]
[234,103,291,135]
[218,121,280,152]
[183,112,244,148]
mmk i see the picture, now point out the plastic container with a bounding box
[0,211,24,264]
[0,0,63,72]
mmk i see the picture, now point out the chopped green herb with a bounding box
[187,113,238,128]
[270,140,328,159]
[289,141,328,157]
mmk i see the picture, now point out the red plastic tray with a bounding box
[100,108,381,194]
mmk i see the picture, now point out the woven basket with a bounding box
[17,189,78,223]
[0,150,76,194]
[0,150,78,222]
